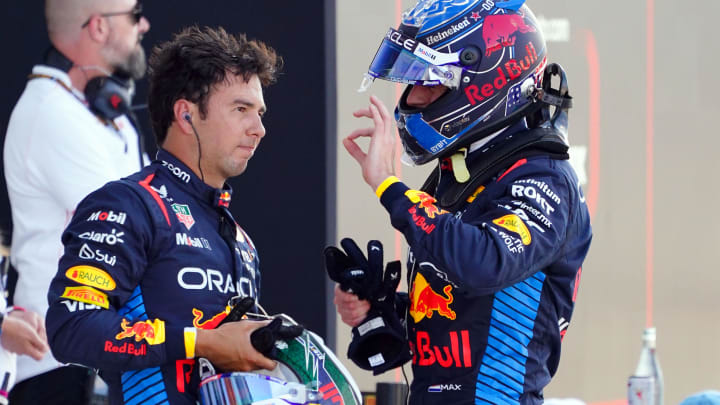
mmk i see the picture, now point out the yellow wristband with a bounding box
[183,327,197,359]
[375,176,400,198]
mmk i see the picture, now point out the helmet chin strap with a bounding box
[448,123,517,183]
[450,148,470,183]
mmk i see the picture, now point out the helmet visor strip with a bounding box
[360,28,462,92]
[199,372,320,405]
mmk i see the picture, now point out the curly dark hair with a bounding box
[148,26,282,146]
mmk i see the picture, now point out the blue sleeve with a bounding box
[46,182,186,371]
[379,160,575,295]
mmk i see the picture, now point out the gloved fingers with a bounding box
[340,237,368,268]
[276,324,304,340]
[250,318,281,356]
[220,296,256,326]
[383,260,402,293]
[324,246,351,283]
[367,240,385,289]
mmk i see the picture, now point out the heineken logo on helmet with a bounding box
[424,17,471,46]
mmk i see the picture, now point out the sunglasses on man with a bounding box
[81,3,143,28]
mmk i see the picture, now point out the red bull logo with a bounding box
[482,11,536,56]
[409,273,456,323]
[115,318,165,345]
[104,341,146,356]
[410,330,472,368]
[404,190,448,219]
[192,307,231,330]
[217,191,231,208]
[464,42,538,106]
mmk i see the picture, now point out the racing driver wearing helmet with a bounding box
[334,0,592,403]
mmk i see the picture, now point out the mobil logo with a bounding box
[409,273,456,323]
[87,210,127,225]
[482,11,536,56]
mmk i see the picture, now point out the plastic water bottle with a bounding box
[627,327,663,405]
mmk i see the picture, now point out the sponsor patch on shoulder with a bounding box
[493,214,531,245]
[65,265,116,291]
[61,286,109,309]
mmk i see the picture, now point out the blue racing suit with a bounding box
[46,149,260,405]
[377,129,592,404]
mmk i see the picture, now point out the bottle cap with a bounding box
[643,327,656,346]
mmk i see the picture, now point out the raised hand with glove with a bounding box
[325,238,412,375]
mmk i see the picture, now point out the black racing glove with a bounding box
[250,317,304,359]
[325,238,412,375]
[217,296,304,359]
[324,238,384,301]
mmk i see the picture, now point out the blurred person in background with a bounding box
[0,253,48,405]
[330,0,592,403]
[3,0,149,403]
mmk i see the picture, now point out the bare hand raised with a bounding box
[343,95,398,191]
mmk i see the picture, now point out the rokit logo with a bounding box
[510,184,556,215]
[79,229,124,245]
[79,244,117,266]
[176,233,211,250]
[87,210,127,225]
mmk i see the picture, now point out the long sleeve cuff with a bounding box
[164,325,188,362]
[375,176,401,198]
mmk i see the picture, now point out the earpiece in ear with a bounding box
[183,112,192,122]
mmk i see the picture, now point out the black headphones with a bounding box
[36,46,146,167]
[40,46,133,121]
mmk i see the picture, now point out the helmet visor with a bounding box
[199,372,319,405]
[366,28,462,88]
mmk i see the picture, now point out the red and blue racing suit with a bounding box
[378,130,592,404]
[46,149,260,405]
